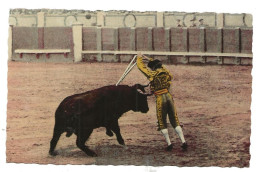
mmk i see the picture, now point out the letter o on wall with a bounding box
[124,14,136,27]
[65,15,77,26]
[183,13,196,27]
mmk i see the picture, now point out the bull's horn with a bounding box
[144,93,153,97]
[132,83,150,93]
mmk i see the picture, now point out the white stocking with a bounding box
[175,126,186,143]
[161,129,172,146]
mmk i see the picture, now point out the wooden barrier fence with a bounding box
[9,24,253,65]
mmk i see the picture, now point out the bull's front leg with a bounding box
[110,120,125,145]
[106,127,114,137]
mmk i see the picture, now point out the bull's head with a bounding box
[131,84,152,113]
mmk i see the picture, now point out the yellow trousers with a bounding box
[156,92,180,130]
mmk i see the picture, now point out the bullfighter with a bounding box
[136,53,188,151]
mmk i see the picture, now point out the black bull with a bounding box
[49,84,150,157]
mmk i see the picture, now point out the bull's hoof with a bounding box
[118,139,125,145]
[120,145,128,149]
[86,151,97,157]
[49,151,58,156]
[106,130,114,137]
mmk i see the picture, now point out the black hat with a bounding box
[148,59,162,70]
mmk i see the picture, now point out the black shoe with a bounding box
[181,142,188,151]
[165,144,173,151]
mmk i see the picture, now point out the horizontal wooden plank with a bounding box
[81,50,253,58]
[15,49,71,54]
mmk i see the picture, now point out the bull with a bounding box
[49,84,150,157]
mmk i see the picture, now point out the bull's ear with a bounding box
[132,84,149,93]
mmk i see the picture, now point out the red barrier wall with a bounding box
[12,27,38,51]
[136,27,151,51]
[102,28,116,51]
[118,28,132,51]
[44,27,73,58]
[223,28,240,53]
[241,28,253,54]
[83,27,97,50]
[188,28,204,52]
[205,28,222,53]
[11,26,253,64]
[170,28,187,52]
[153,27,169,51]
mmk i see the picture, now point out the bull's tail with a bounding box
[65,115,78,137]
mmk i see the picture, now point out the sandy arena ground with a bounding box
[6,61,251,167]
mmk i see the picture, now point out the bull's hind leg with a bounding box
[76,128,97,157]
[49,126,63,156]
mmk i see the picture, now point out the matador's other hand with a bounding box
[142,54,152,61]
[137,52,142,56]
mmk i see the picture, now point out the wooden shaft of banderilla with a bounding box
[116,55,137,86]
[116,62,137,86]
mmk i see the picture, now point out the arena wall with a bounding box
[9,9,253,65]
[9,9,252,28]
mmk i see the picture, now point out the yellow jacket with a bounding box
[137,56,173,92]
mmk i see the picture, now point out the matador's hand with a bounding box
[142,54,152,61]
[137,52,142,57]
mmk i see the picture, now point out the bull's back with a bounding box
[55,85,132,117]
